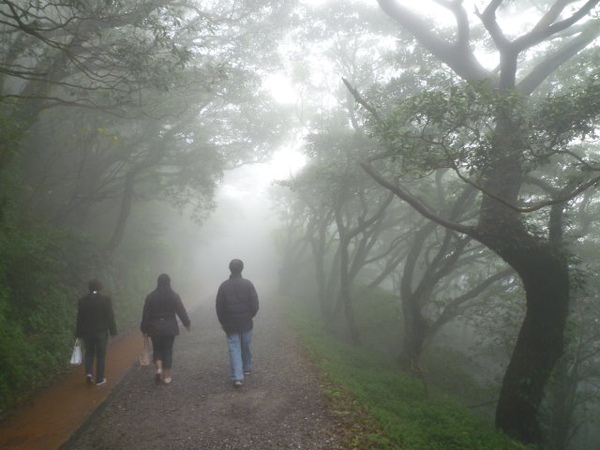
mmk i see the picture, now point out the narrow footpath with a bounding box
[0,295,346,450]
[0,329,145,449]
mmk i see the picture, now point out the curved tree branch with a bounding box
[376,0,490,81]
[518,19,600,94]
[360,154,475,237]
[513,0,599,53]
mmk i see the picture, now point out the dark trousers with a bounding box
[83,331,109,382]
[150,335,176,369]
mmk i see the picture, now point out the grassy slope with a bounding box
[286,301,531,450]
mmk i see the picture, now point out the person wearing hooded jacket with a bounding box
[216,259,259,387]
[141,273,191,384]
[76,278,117,386]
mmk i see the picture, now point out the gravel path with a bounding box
[61,295,346,450]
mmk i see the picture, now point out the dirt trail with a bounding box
[0,332,145,449]
[1,295,345,450]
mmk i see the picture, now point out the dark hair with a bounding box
[229,259,244,274]
[88,278,103,293]
[157,273,171,289]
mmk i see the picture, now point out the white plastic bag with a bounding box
[139,336,151,366]
[70,338,82,365]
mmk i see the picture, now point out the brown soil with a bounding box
[0,295,348,450]
[0,332,144,449]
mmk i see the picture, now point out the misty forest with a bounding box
[2,0,600,448]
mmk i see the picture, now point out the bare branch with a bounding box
[518,19,600,94]
[360,154,475,237]
[477,0,511,51]
[445,154,600,213]
[342,77,381,123]
[514,0,600,52]
[376,0,490,81]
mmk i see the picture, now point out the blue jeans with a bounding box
[226,330,253,381]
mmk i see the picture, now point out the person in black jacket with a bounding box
[76,279,117,386]
[141,274,191,384]
[216,259,259,387]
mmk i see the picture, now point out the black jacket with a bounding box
[141,288,190,336]
[76,293,117,338]
[216,274,259,334]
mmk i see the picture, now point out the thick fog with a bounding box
[3,1,600,448]
[191,151,302,298]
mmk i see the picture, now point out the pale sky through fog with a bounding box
[192,145,305,299]
[195,0,540,299]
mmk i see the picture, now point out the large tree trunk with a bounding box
[494,246,569,443]
[398,296,429,372]
[277,235,309,296]
[338,238,361,345]
[106,170,136,254]
[362,148,571,445]
[478,134,569,441]
[362,149,572,445]
[545,354,579,450]
[476,112,570,443]
[397,222,435,370]
[311,237,329,319]
[367,3,597,442]
[309,218,332,321]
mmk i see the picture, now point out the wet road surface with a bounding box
[0,295,346,450]
[0,331,144,449]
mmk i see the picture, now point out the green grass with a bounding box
[287,303,531,450]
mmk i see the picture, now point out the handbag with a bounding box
[70,338,82,365]
[139,336,151,366]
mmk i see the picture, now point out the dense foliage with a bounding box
[0,0,294,418]
[0,175,86,415]
[272,1,600,447]
[2,1,600,448]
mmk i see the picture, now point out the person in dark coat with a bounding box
[216,259,259,387]
[76,278,117,386]
[141,273,191,384]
